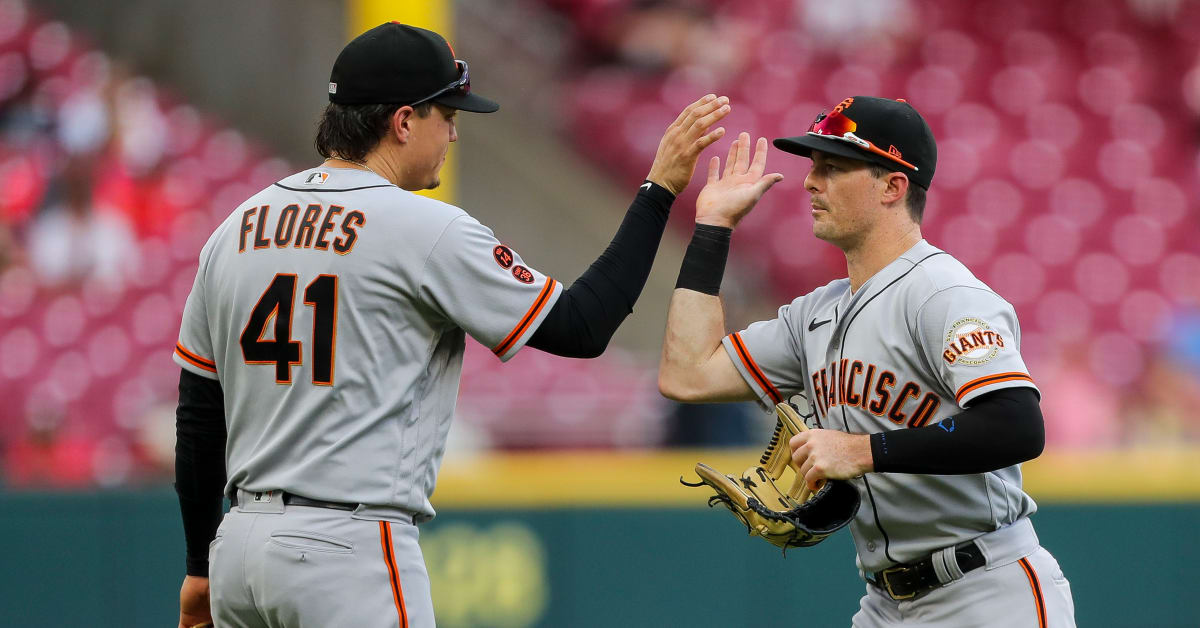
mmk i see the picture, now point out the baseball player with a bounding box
[658,98,1076,626]
[173,23,731,628]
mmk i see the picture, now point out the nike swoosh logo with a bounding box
[808,318,832,331]
[640,182,652,191]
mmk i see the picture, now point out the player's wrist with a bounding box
[639,178,677,201]
[856,433,876,474]
[675,223,731,295]
[694,216,736,229]
[643,173,680,197]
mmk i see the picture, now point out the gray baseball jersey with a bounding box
[173,167,561,521]
[723,240,1039,573]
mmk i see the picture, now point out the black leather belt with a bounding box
[230,491,358,512]
[866,541,986,601]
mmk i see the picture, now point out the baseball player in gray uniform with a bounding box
[172,23,732,628]
[658,98,1075,626]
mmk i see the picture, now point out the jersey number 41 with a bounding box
[240,273,338,386]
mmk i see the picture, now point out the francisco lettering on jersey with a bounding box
[237,204,366,255]
[809,359,941,428]
[942,317,1005,366]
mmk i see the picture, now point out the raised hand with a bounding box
[646,94,731,196]
[695,133,784,229]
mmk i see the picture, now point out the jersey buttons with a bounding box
[867,541,877,552]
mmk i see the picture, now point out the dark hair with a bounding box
[867,163,927,223]
[314,102,433,161]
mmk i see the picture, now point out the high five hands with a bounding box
[646,94,731,196]
[696,133,784,229]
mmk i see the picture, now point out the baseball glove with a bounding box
[682,401,860,551]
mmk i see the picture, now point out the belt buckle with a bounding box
[880,565,918,601]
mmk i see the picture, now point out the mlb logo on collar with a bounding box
[305,171,329,185]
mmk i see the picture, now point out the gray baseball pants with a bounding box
[853,546,1075,627]
[208,491,433,627]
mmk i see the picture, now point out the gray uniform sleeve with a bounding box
[721,300,808,409]
[173,237,219,380]
[914,286,1039,408]
[421,215,563,362]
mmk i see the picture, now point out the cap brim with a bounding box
[773,135,879,165]
[433,91,499,113]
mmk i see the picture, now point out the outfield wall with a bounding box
[2,449,1197,627]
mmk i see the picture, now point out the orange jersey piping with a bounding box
[728,332,783,404]
[175,343,217,373]
[492,278,557,357]
[955,372,1034,405]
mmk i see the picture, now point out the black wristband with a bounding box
[675,224,732,295]
[638,179,676,214]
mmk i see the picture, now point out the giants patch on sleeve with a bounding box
[942,317,1005,366]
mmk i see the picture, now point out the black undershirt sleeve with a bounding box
[869,387,1044,474]
[175,368,228,577]
[527,181,675,358]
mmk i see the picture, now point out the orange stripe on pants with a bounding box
[379,521,409,627]
[1018,557,1047,628]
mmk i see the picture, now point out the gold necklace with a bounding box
[338,158,382,179]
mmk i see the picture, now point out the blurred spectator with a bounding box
[92,73,178,238]
[1122,309,1200,443]
[132,401,177,475]
[542,0,750,77]
[0,221,18,271]
[3,403,96,488]
[795,0,915,51]
[1166,308,1200,372]
[1037,342,1123,447]
[1122,352,1200,444]
[55,73,110,157]
[1127,0,1182,23]
[27,158,139,287]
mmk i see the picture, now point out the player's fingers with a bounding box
[689,101,731,137]
[750,137,769,175]
[706,155,720,185]
[671,93,716,128]
[733,132,751,174]
[679,95,726,135]
[800,457,820,489]
[693,127,725,153]
[789,435,810,469]
[789,430,810,451]
[722,137,738,178]
[755,173,785,195]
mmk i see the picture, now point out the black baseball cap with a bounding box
[327,22,499,113]
[774,97,936,189]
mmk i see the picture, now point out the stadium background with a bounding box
[0,0,1198,625]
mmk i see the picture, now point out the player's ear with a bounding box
[391,106,415,144]
[881,172,909,208]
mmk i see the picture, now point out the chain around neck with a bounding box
[334,158,383,180]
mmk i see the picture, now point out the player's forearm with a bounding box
[175,369,229,577]
[869,387,1044,474]
[526,181,674,358]
[658,289,736,401]
[659,224,735,400]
